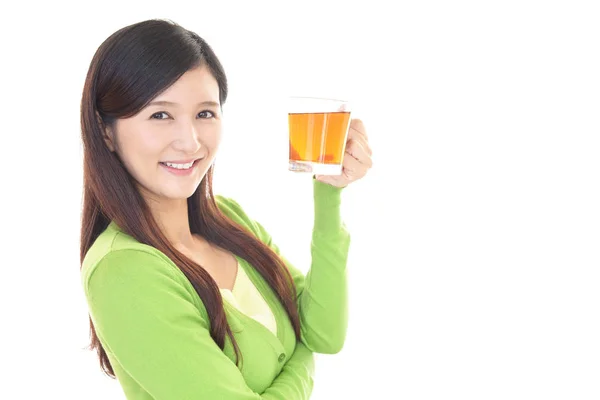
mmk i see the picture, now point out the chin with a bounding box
[166,185,201,200]
[149,179,200,201]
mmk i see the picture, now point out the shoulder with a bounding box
[80,224,196,307]
[214,194,246,221]
[214,195,265,239]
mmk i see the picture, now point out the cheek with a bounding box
[117,130,163,171]
[201,124,223,151]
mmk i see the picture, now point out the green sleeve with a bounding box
[224,179,351,354]
[85,249,314,399]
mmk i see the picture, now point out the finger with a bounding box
[342,151,367,180]
[351,135,373,157]
[346,139,373,168]
[315,174,333,185]
[353,130,373,155]
[315,174,346,188]
[347,122,372,157]
[347,119,368,143]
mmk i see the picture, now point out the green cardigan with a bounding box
[81,179,351,399]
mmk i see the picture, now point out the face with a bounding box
[104,65,222,204]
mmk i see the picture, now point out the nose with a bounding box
[172,120,202,154]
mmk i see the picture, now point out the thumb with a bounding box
[314,174,344,188]
[314,174,333,184]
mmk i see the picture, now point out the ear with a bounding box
[96,111,116,152]
[103,126,116,152]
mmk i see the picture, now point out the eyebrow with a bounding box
[147,100,221,108]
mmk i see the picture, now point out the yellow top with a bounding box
[220,262,278,336]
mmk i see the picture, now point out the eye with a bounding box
[150,111,171,120]
[198,110,216,119]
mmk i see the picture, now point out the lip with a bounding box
[159,158,202,176]
[161,159,199,164]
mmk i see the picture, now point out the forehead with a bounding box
[154,65,220,103]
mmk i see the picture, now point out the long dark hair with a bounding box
[80,19,301,378]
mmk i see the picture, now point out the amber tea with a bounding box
[287,97,351,175]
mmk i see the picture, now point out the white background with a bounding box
[1,0,599,399]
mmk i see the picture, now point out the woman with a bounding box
[80,18,372,399]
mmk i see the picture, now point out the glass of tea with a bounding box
[287,96,352,175]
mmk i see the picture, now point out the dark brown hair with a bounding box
[79,19,301,377]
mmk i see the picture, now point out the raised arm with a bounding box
[219,178,352,354]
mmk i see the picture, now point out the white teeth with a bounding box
[164,161,194,169]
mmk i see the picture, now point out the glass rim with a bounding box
[287,95,350,104]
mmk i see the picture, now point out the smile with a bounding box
[161,161,195,170]
[159,159,202,175]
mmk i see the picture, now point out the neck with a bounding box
[144,194,196,249]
